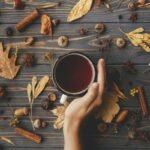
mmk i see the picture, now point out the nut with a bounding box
[138,0,145,5]
[95,23,105,33]
[57,36,69,47]
[24,37,35,46]
[52,19,59,27]
[41,99,54,110]
[33,119,42,129]
[128,2,137,11]
[115,38,126,48]
[14,107,29,117]
[48,92,57,101]
[13,0,25,9]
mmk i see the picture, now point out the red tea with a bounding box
[55,54,94,93]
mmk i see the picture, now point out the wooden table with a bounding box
[0,0,150,149]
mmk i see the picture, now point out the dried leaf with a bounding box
[41,14,52,35]
[0,43,21,80]
[34,75,49,99]
[67,0,93,22]
[31,76,37,98]
[95,84,127,123]
[0,136,15,146]
[27,83,32,103]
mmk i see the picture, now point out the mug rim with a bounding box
[53,52,96,96]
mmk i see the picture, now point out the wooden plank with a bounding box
[0,23,149,64]
[0,0,150,23]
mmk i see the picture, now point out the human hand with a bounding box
[64,59,106,127]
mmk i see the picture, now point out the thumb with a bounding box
[81,82,99,108]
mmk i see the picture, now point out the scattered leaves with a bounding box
[120,27,150,52]
[67,0,93,22]
[0,43,21,80]
[95,83,127,123]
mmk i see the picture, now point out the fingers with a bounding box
[97,59,106,97]
[81,82,99,108]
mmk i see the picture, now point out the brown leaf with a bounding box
[41,14,52,35]
[67,0,93,22]
[0,43,21,80]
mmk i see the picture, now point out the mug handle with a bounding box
[60,94,68,104]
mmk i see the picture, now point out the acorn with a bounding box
[95,23,105,33]
[115,38,126,48]
[57,36,69,47]
[14,107,29,117]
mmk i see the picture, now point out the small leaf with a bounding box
[34,75,49,99]
[31,76,37,99]
[0,136,15,146]
[67,0,93,22]
[27,84,32,103]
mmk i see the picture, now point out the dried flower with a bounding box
[95,23,105,33]
[130,88,139,96]
[23,54,36,67]
[97,37,111,51]
[57,36,69,47]
[78,28,87,35]
[114,38,126,48]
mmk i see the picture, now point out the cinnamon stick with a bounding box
[137,86,149,117]
[16,9,40,32]
[15,127,42,144]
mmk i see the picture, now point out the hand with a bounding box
[63,59,106,150]
[64,59,106,126]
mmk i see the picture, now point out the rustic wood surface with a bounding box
[0,0,150,149]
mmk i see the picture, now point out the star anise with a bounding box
[129,13,138,23]
[123,61,137,74]
[22,54,36,67]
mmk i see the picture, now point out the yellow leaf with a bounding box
[31,76,37,98]
[27,83,32,103]
[129,27,144,34]
[67,0,93,22]
[0,43,21,80]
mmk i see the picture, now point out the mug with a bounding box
[53,52,96,104]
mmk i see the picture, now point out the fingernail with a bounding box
[100,59,105,66]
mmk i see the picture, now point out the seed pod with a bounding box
[115,38,126,48]
[24,37,35,46]
[95,23,105,33]
[128,2,137,11]
[57,36,69,47]
[14,107,29,117]
[48,92,57,101]
[116,110,129,124]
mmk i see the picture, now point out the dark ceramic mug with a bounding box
[53,52,96,104]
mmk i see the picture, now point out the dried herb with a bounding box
[67,0,93,22]
[0,43,21,80]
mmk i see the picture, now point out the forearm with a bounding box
[64,120,82,150]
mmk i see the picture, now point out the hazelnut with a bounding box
[52,19,60,27]
[57,36,69,47]
[95,23,105,33]
[24,37,35,46]
[0,87,5,99]
[115,38,126,48]
[33,119,42,129]
[128,2,137,11]
[48,92,57,101]
[13,0,25,9]
[41,99,54,110]
[14,107,29,117]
